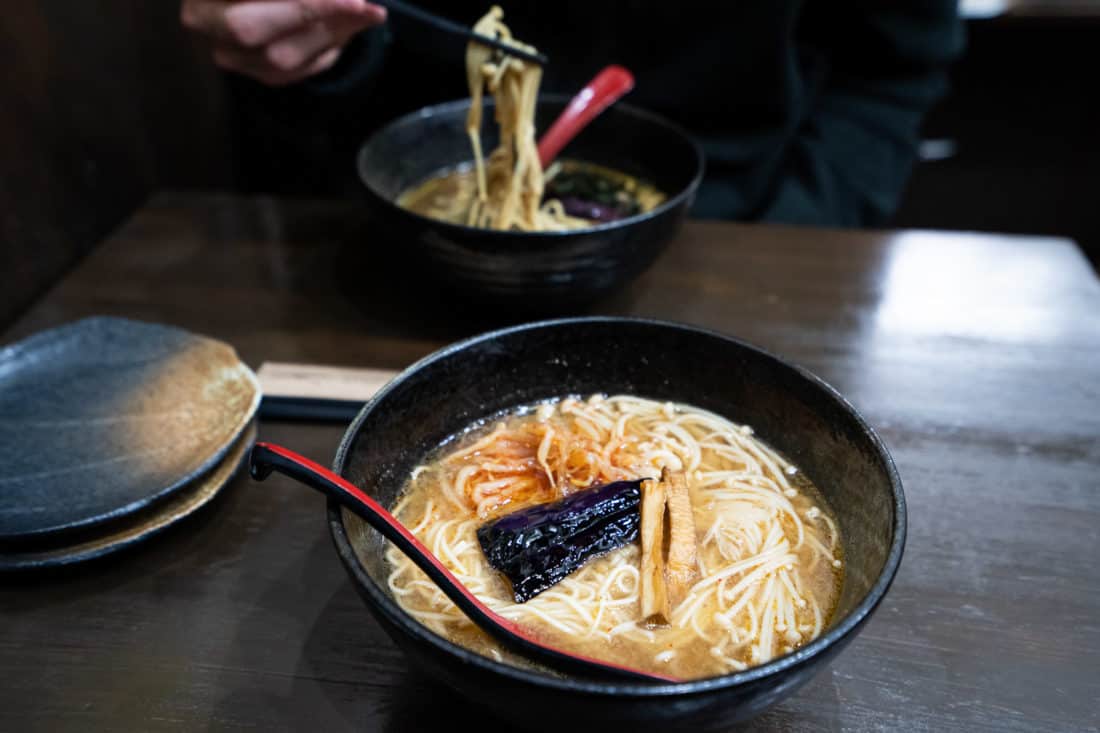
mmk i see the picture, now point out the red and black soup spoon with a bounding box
[248,442,677,684]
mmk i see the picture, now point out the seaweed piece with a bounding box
[476,479,645,602]
[544,167,643,220]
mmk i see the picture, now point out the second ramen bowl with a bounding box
[328,318,905,730]
[356,97,704,309]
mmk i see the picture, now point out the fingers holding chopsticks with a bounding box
[181,0,387,86]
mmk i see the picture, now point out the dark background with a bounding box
[2,3,1097,330]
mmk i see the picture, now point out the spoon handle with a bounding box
[537,65,635,168]
[250,442,487,614]
[248,442,676,683]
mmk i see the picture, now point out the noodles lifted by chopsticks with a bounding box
[464,7,587,231]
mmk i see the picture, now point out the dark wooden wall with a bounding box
[0,2,234,329]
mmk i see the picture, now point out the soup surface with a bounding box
[385,394,843,680]
[396,160,666,230]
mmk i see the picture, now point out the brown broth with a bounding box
[395,159,665,228]
[385,397,843,680]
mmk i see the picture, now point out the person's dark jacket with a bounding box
[227,1,964,227]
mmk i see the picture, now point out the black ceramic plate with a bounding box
[0,423,255,571]
[0,317,260,543]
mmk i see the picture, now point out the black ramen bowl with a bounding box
[356,97,704,308]
[328,318,905,730]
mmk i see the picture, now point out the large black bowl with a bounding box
[356,97,704,306]
[328,318,905,730]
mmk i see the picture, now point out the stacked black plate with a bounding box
[0,317,260,570]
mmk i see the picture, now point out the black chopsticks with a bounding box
[374,0,549,66]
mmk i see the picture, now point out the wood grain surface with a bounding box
[2,192,1098,732]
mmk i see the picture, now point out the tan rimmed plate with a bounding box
[0,422,256,571]
[0,317,260,542]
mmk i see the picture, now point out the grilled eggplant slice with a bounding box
[476,479,645,602]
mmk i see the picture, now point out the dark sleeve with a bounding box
[225,25,391,194]
[756,2,965,227]
[299,26,390,96]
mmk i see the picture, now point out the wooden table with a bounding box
[3,193,1098,732]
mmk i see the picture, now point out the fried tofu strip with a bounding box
[665,469,699,608]
[639,477,670,625]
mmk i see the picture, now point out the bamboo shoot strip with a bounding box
[640,477,671,624]
[665,469,699,608]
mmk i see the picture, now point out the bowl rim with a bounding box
[355,94,706,239]
[328,316,906,697]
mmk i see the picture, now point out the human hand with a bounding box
[181,0,387,86]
